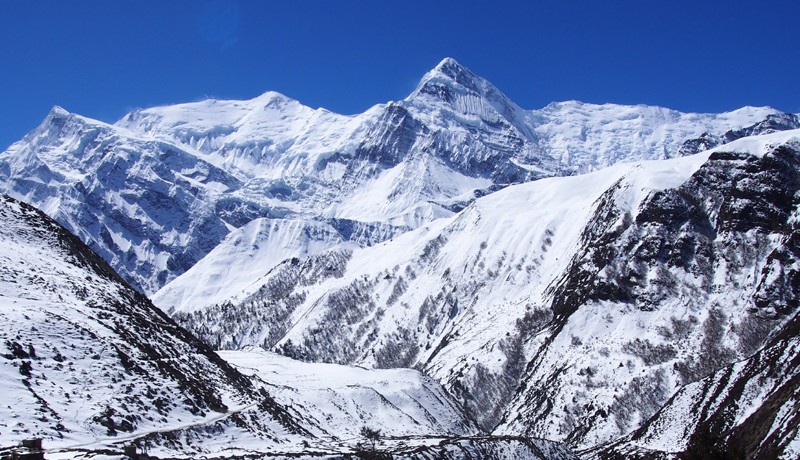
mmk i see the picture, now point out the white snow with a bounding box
[2,57,798,458]
[219,347,476,439]
[154,217,346,314]
[706,128,800,157]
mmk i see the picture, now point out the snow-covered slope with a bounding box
[677,111,800,156]
[1,58,785,296]
[0,194,298,455]
[497,130,800,448]
[1,194,573,459]
[220,347,475,439]
[136,346,483,459]
[592,309,800,459]
[154,218,346,314]
[2,58,797,458]
[151,61,791,314]
[115,91,364,181]
[172,130,800,452]
[0,106,241,295]
[533,101,781,172]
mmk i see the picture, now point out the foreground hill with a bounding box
[0,194,285,452]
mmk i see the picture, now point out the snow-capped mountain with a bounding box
[170,129,800,453]
[0,106,240,295]
[0,58,783,296]
[677,111,800,156]
[3,57,799,458]
[1,193,578,459]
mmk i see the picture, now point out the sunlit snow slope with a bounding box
[593,309,800,459]
[220,347,476,439]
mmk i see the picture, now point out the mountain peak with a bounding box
[18,105,82,146]
[251,90,306,110]
[48,105,70,117]
[411,57,485,101]
[43,105,75,124]
[406,58,533,137]
[433,56,467,75]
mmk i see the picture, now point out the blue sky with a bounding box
[2,0,799,150]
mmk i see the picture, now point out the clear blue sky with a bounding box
[2,0,799,150]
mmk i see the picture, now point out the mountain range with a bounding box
[1,58,783,296]
[1,57,799,458]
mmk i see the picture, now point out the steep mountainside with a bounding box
[155,217,348,314]
[171,130,800,452]
[0,58,782,295]
[592,309,800,459]
[0,194,289,453]
[496,131,800,449]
